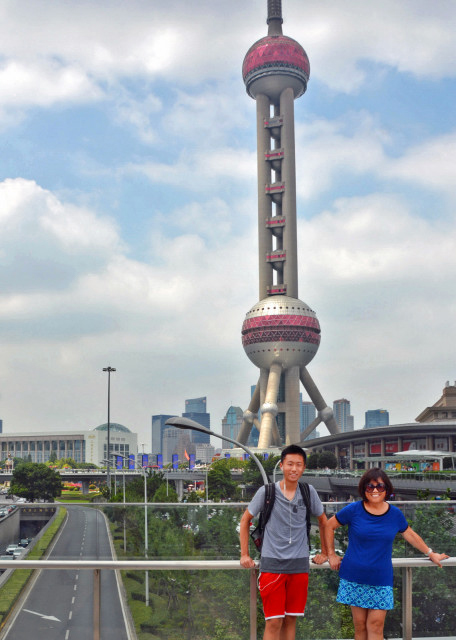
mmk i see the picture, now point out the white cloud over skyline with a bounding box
[1,0,456,447]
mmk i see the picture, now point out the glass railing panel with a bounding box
[409,563,456,637]
[122,568,252,640]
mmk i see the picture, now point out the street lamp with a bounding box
[102,366,116,494]
[164,417,268,485]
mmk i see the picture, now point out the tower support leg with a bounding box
[237,380,261,445]
[299,366,339,435]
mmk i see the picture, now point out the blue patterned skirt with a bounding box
[337,578,394,610]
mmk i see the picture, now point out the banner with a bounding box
[243,453,250,460]
[116,455,123,470]
[225,453,230,458]
[189,453,195,470]
[157,454,163,469]
[172,454,178,470]
[141,454,148,468]
[128,454,135,470]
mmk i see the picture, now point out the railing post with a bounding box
[250,567,257,640]
[402,566,412,640]
[93,568,101,640]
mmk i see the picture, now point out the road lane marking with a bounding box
[23,609,61,622]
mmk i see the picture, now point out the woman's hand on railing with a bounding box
[429,552,450,568]
[327,552,342,571]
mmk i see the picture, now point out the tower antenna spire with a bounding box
[267,0,283,35]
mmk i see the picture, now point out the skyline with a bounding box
[1,1,456,447]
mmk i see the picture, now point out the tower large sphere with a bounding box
[242,295,320,370]
[242,35,310,101]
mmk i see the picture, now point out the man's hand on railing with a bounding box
[311,552,328,565]
[240,554,256,568]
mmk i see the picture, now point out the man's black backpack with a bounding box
[250,482,311,552]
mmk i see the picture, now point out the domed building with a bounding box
[0,422,138,466]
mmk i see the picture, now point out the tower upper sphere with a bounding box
[243,35,310,101]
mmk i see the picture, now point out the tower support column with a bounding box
[258,363,282,448]
[280,87,298,298]
[257,94,273,299]
[284,366,300,444]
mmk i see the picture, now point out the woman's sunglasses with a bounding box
[365,482,386,493]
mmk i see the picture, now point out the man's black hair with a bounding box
[280,444,307,464]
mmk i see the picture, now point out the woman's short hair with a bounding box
[358,468,394,501]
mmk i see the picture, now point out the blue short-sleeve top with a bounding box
[335,501,409,587]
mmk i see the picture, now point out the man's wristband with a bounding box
[426,548,433,556]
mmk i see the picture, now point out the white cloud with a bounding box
[384,132,456,197]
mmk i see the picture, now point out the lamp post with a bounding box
[164,417,268,485]
[102,366,116,495]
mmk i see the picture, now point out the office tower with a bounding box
[333,399,354,433]
[301,401,318,440]
[151,414,174,454]
[162,427,180,464]
[183,396,210,444]
[222,406,244,448]
[237,0,339,449]
[365,409,390,429]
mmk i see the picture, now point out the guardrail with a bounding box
[2,557,455,640]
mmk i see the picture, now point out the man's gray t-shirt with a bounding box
[248,481,324,574]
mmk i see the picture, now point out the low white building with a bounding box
[0,423,137,466]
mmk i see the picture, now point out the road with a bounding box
[1,506,130,640]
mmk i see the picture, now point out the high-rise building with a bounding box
[301,401,318,440]
[365,409,389,429]
[237,1,339,449]
[162,427,180,464]
[195,443,215,464]
[222,406,244,448]
[151,414,174,454]
[183,396,210,444]
[333,399,354,433]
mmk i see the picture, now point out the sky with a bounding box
[1,0,456,448]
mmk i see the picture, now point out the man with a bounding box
[240,444,328,640]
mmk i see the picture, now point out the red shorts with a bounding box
[258,572,309,620]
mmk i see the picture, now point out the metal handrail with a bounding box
[5,557,456,570]
[2,558,455,640]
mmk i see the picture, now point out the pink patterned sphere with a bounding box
[242,296,320,370]
[243,35,310,100]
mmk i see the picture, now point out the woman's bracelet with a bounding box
[425,548,433,556]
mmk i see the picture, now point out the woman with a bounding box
[326,468,448,640]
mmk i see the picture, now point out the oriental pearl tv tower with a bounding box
[237,0,339,449]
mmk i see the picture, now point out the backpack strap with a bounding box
[260,482,276,531]
[298,482,311,548]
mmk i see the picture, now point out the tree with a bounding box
[319,451,338,470]
[243,454,280,492]
[10,462,62,502]
[207,460,240,501]
[153,483,178,502]
[306,452,320,470]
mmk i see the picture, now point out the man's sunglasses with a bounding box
[365,482,387,493]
